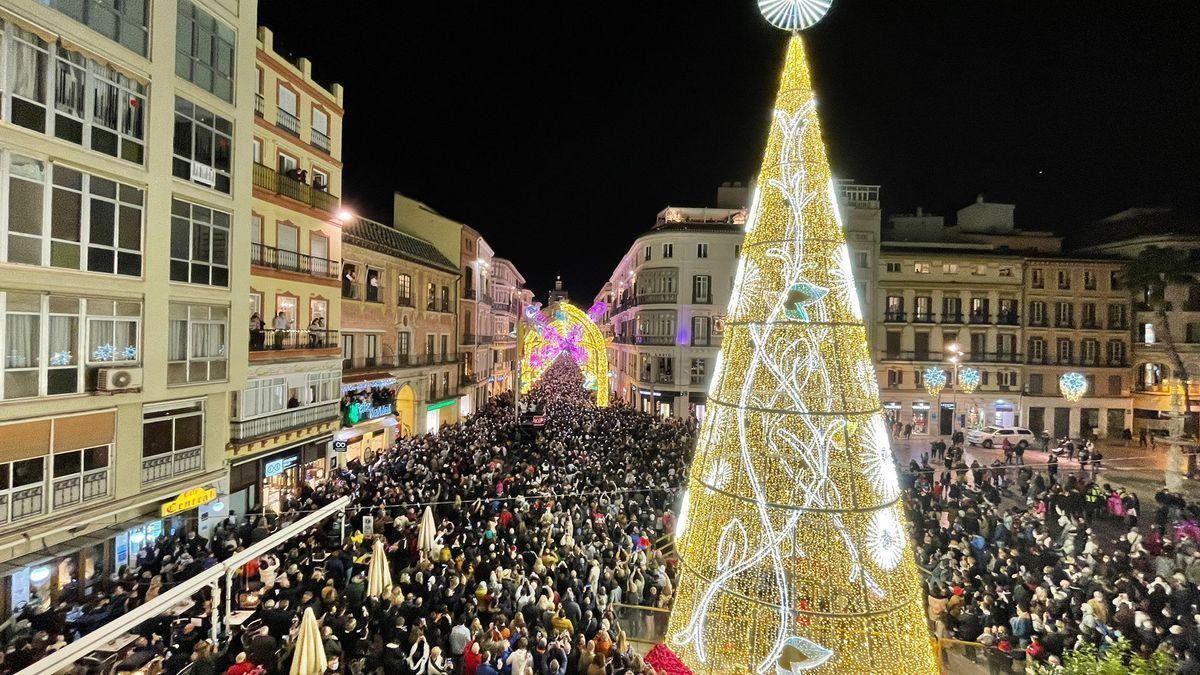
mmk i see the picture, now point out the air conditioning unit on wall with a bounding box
[96,367,143,391]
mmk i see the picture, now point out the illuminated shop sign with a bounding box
[264,455,299,478]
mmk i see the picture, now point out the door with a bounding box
[1053,407,1070,438]
[1081,408,1099,437]
[310,234,330,275]
[939,403,954,435]
[1107,409,1125,438]
[1028,407,1045,435]
[276,223,299,270]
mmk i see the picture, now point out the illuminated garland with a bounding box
[922,366,947,397]
[664,36,936,675]
[1059,371,1087,402]
[958,367,982,394]
[519,302,609,406]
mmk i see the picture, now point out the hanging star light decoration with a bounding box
[923,366,948,397]
[1059,372,1087,402]
[958,367,982,394]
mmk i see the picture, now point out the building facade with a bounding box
[458,227,493,415]
[225,28,345,517]
[488,257,524,398]
[0,0,255,611]
[340,216,460,456]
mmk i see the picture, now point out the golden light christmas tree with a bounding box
[664,5,937,674]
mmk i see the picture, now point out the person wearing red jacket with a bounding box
[463,640,482,675]
[224,652,259,675]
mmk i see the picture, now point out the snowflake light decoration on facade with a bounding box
[122,345,138,361]
[50,350,73,366]
[958,367,981,394]
[923,366,947,397]
[91,344,116,362]
[1059,371,1087,402]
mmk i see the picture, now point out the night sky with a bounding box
[258,0,1200,301]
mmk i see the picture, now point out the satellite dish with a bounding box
[758,0,833,32]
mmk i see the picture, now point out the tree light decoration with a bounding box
[664,35,936,675]
[1059,371,1087,402]
[958,367,981,394]
[519,302,609,406]
[922,366,947,397]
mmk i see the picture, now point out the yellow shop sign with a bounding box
[161,486,217,517]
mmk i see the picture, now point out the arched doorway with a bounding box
[395,383,416,436]
[519,301,610,406]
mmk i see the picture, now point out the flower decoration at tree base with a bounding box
[644,644,694,675]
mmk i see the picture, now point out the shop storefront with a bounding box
[228,440,330,516]
[426,396,458,434]
[340,376,398,454]
[910,401,931,435]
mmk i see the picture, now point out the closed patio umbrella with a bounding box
[288,607,326,675]
[418,506,437,557]
[366,537,393,598]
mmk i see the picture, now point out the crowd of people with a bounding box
[907,436,1200,673]
[0,357,694,675]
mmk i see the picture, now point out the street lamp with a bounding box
[946,342,965,433]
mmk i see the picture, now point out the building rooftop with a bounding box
[342,217,458,272]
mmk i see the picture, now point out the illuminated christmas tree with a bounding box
[664,7,937,674]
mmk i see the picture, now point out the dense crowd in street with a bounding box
[906,439,1200,673]
[0,357,693,675]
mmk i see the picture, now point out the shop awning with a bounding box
[0,513,158,578]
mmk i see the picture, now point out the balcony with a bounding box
[638,293,677,305]
[398,295,414,308]
[463,288,477,301]
[343,353,460,372]
[254,93,264,117]
[462,333,477,344]
[968,313,990,325]
[972,351,1023,364]
[142,447,203,485]
[251,242,338,279]
[1028,317,1048,327]
[230,403,339,443]
[253,162,340,214]
[493,300,516,313]
[996,313,1020,326]
[1055,320,1075,329]
[883,311,906,323]
[276,107,301,136]
[312,128,332,154]
[1108,320,1129,330]
[912,313,935,324]
[250,328,339,353]
[1080,320,1102,330]
[941,313,964,324]
[637,335,676,346]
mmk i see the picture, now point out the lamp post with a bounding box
[947,342,965,433]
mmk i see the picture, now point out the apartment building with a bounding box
[225,28,345,516]
[488,257,525,397]
[876,197,1134,438]
[1075,210,1200,435]
[340,216,460,456]
[0,0,254,611]
[458,227,493,415]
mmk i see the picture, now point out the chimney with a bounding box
[976,193,985,204]
[916,206,924,217]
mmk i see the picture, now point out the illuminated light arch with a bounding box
[519,301,610,406]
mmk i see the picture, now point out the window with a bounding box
[1107,340,1126,366]
[914,262,931,274]
[1107,375,1123,396]
[238,377,285,419]
[999,267,1013,277]
[887,370,902,388]
[1028,374,1044,395]
[172,97,233,193]
[1055,302,1073,327]
[440,334,449,357]
[644,245,651,262]
[398,332,411,359]
[42,0,148,55]
[142,400,205,484]
[425,334,435,356]
[1057,270,1071,290]
[1029,301,1046,325]
[1143,322,1156,344]
[364,335,378,366]
[998,371,1017,388]
[692,275,711,304]
[0,293,137,399]
[856,251,869,269]
[696,243,708,259]
[397,274,412,305]
[1084,270,1097,290]
[312,107,331,152]
[1028,337,1045,363]
[341,334,354,364]
[1081,303,1097,327]
[426,282,437,310]
[1110,270,1123,291]
[170,199,229,286]
[885,296,904,320]
[690,358,707,385]
[365,268,381,302]
[41,42,147,163]
[167,303,228,385]
[734,245,741,258]
[441,286,450,312]
[692,316,711,346]
[0,155,143,275]
[441,371,449,397]
[942,263,957,274]
[1107,304,1127,329]
[342,263,359,299]
[972,265,987,276]
[662,243,673,259]
[175,0,236,102]
[885,262,901,273]
[1081,339,1099,365]
[942,297,962,321]
[52,444,110,509]
[914,296,932,321]
[6,26,50,133]
[1056,338,1073,364]
[1031,268,1044,289]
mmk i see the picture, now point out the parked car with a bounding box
[965,426,1037,449]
